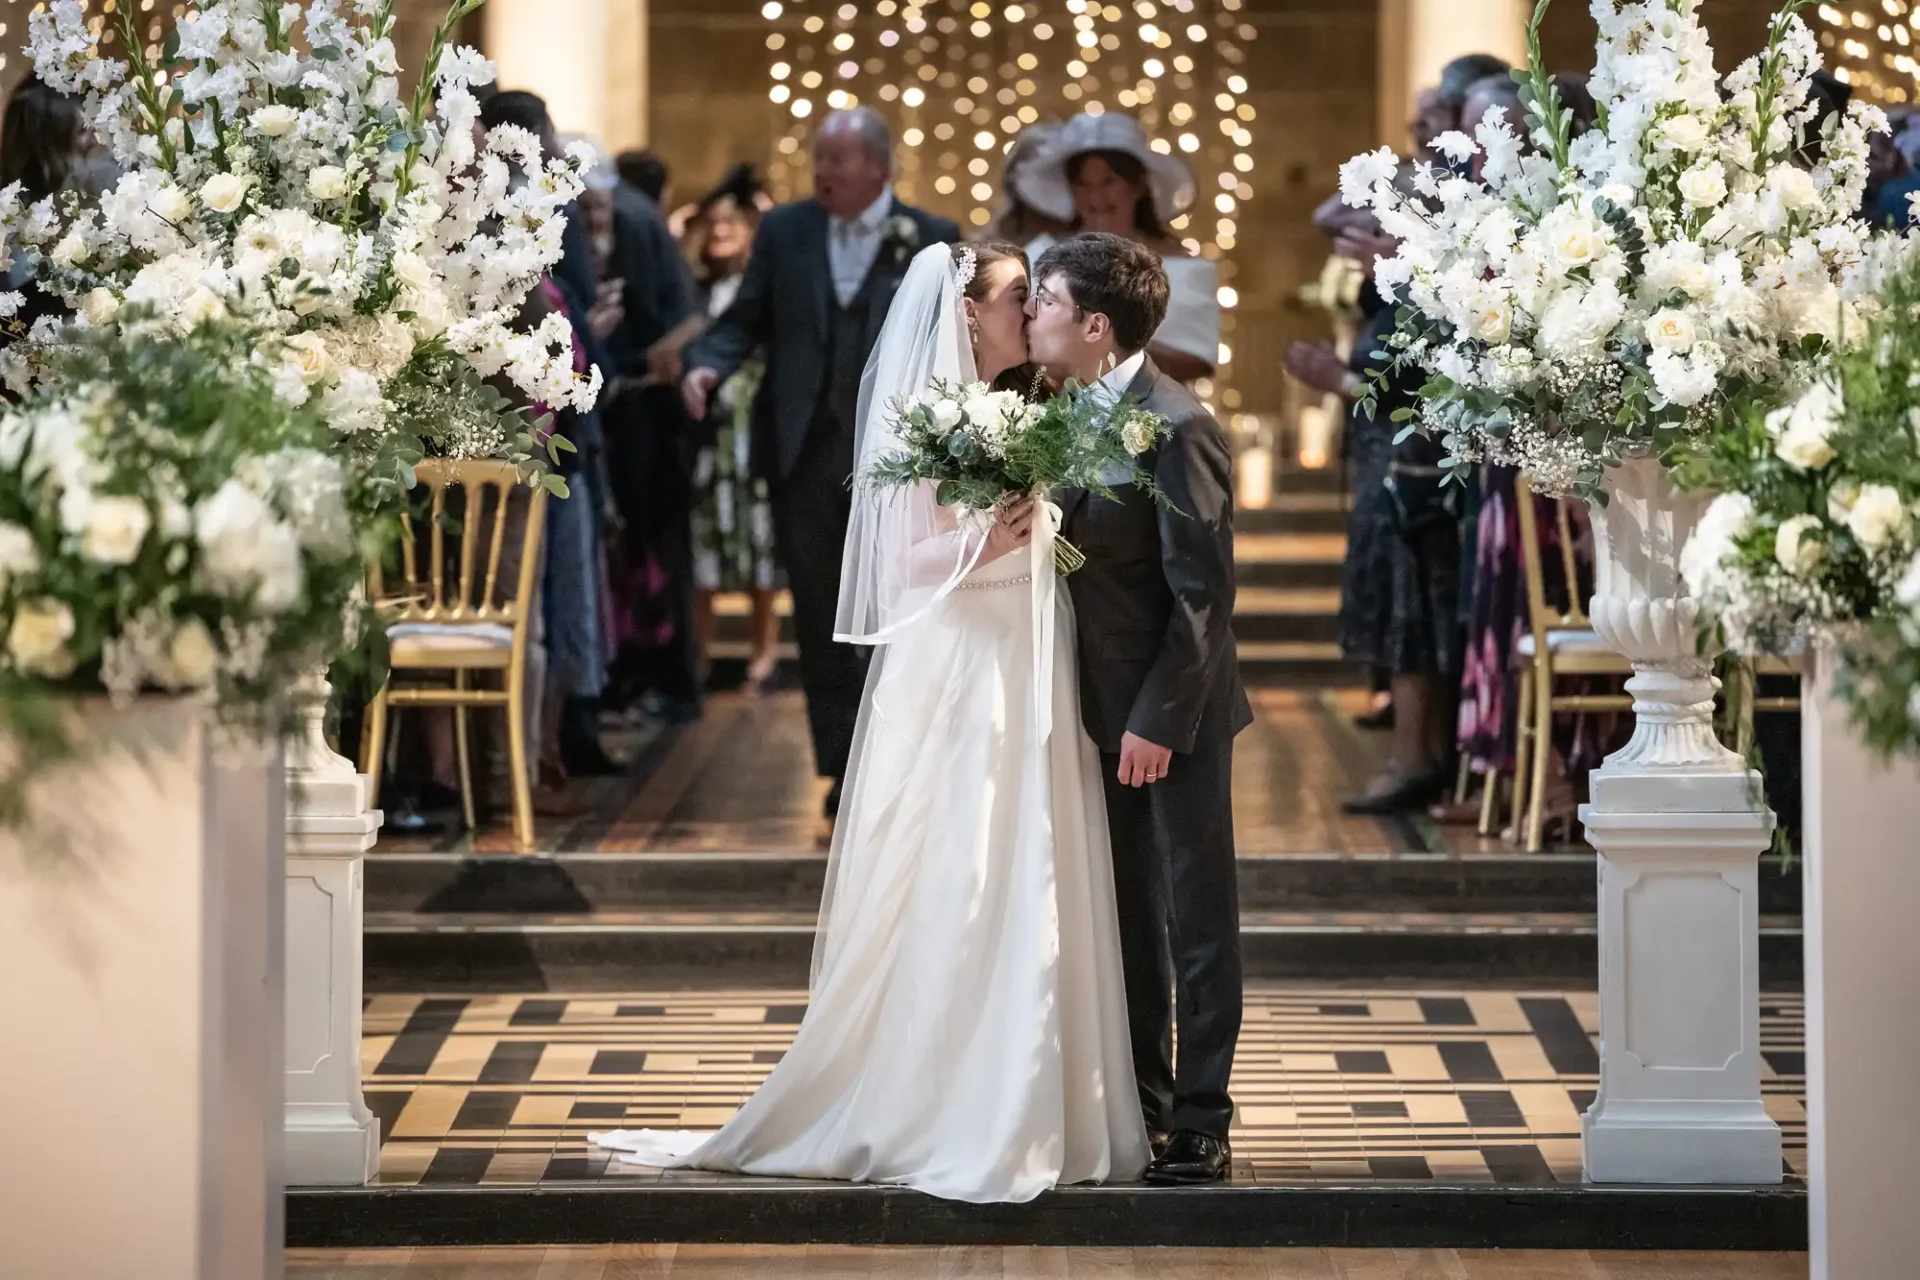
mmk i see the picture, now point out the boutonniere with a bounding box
[882,215,919,266]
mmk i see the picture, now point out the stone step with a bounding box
[1239,492,1351,537]
[362,908,1804,992]
[364,849,1614,917]
[1236,641,1359,686]
[1232,587,1343,645]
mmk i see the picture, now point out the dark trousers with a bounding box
[1101,731,1243,1141]
[770,417,868,782]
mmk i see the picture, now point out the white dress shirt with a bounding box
[1089,349,1149,487]
[828,185,895,307]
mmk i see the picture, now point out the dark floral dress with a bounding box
[691,276,778,593]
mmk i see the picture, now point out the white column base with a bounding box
[284,671,384,1187]
[1803,647,1920,1278]
[1579,769,1782,1186]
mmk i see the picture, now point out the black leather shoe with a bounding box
[1144,1130,1230,1185]
[1340,764,1449,816]
[1148,1130,1172,1162]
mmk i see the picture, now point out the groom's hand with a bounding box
[1117,732,1173,788]
[681,367,720,421]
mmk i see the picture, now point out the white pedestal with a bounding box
[1580,770,1782,1184]
[283,670,384,1187]
[1803,647,1920,1277]
[1578,456,1782,1185]
[0,701,285,1280]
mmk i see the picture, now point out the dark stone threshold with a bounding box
[287,1181,1806,1252]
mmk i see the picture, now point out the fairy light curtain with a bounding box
[1816,0,1920,101]
[757,0,1256,407]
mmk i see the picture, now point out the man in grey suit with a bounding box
[681,109,959,815]
[1027,232,1253,1185]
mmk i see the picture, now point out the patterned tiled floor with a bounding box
[361,988,1808,1188]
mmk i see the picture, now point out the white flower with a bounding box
[1338,146,1398,207]
[1774,514,1825,577]
[80,494,151,566]
[1538,282,1625,358]
[962,393,1008,434]
[1656,113,1711,153]
[180,287,225,327]
[321,369,386,436]
[1847,483,1910,553]
[155,616,217,689]
[1828,481,1860,526]
[194,480,304,614]
[391,250,433,292]
[1121,412,1157,456]
[1768,382,1840,470]
[0,521,39,587]
[1678,161,1729,208]
[8,599,75,679]
[1645,309,1698,353]
[149,184,193,225]
[1769,165,1818,212]
[929,398,963,432]
[253,104,298,137]
[307,165,352,201]
[1648,348,1718,407]
[1432,131,1478,163]
[49,229,90,268]
[1542,209,1606,271]
[1468,294,1512,344]
[284,332,334,386]
[79,288,120,328]
[198,172,249,215]
[1682,492,1755,602]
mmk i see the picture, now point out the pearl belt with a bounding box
[955,574,1032,591]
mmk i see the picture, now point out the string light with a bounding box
[1816,0,1917,102]
[763,0,1255,396]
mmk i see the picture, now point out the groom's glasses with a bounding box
[1032,283,1085,321]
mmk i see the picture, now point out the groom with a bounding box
[1028,233,1252,1185]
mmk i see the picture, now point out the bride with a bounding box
[592,241,1149,1203]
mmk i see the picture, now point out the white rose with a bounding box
[0,521,39,587]
[1770,165,1818,212]
[1766,382,1840,472]
[1121,413,1157,457]
[962,394,1007,434]
[284,332,334,386]
[391,250,433,292]
[149,184,193,224]
[156,617,217,689]
[199,172,249,215]
[79,288,120,328]
[1847,483,1910,552]
[1551,218,1603,269]
[253,105,299,138]
[195,480,305,614]
[1828,482,1860,525]
[929,398,963,432]
[8,599,75,679]
[1468,296,1512,344]
[307,166,352,201]
[1645,309,1697,354]
[180,287,225,327]
[1677,161,1729,209]
[81,495,152,566]
[49,230,90,268]
[1656,113,1711,153]
[1774,514,1825,577]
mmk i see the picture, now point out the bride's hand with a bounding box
[982,496,1037,563]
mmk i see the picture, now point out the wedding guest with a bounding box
[987,123,1070,245]
[650,164,784,695]
[617,149,669,204]
[0,79,104,338]
[679,108,959,818]
[1012,112,1216,384]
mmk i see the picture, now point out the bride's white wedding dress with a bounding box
[592,245,1148,1204]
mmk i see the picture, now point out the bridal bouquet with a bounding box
[10,0,598,499]
[1339,0,1883,499]
[0,315,375,818]
[1682,245,1920,756]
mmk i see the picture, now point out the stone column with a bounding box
[485,0,648,150]
[1578,458,1783,1185]
[1376,0,1528,151]
[1803,642,1920,1276]
[283,671,384,1186]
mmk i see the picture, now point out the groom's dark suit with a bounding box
[1061,357,1253,1143]
[686,195,958,784]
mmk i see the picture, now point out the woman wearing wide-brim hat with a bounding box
[1013,111,1219,384]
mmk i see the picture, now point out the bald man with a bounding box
[680,110,959,816]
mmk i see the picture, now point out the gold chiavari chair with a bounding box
[362,460,548,851]
[1484,476,1635,852]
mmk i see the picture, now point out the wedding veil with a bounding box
[832,243,990,645]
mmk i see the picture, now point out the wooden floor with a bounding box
[287,1246,1809,1278]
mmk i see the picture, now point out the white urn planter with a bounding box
[284,667,383,1187]
[0,700,285,1279]
[1578,455,1783,1185]
[1802,641,1920,1278]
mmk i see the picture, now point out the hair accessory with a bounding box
[954,244,978,289]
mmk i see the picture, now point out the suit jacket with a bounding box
[606,184,696,377]
[683,194,960,480]
[1061,358,1254,756]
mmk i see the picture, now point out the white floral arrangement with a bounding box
[1338,0,1884,498]
[0,316,374,818]
[11,0,598,499]
[1682,245,1920,756]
